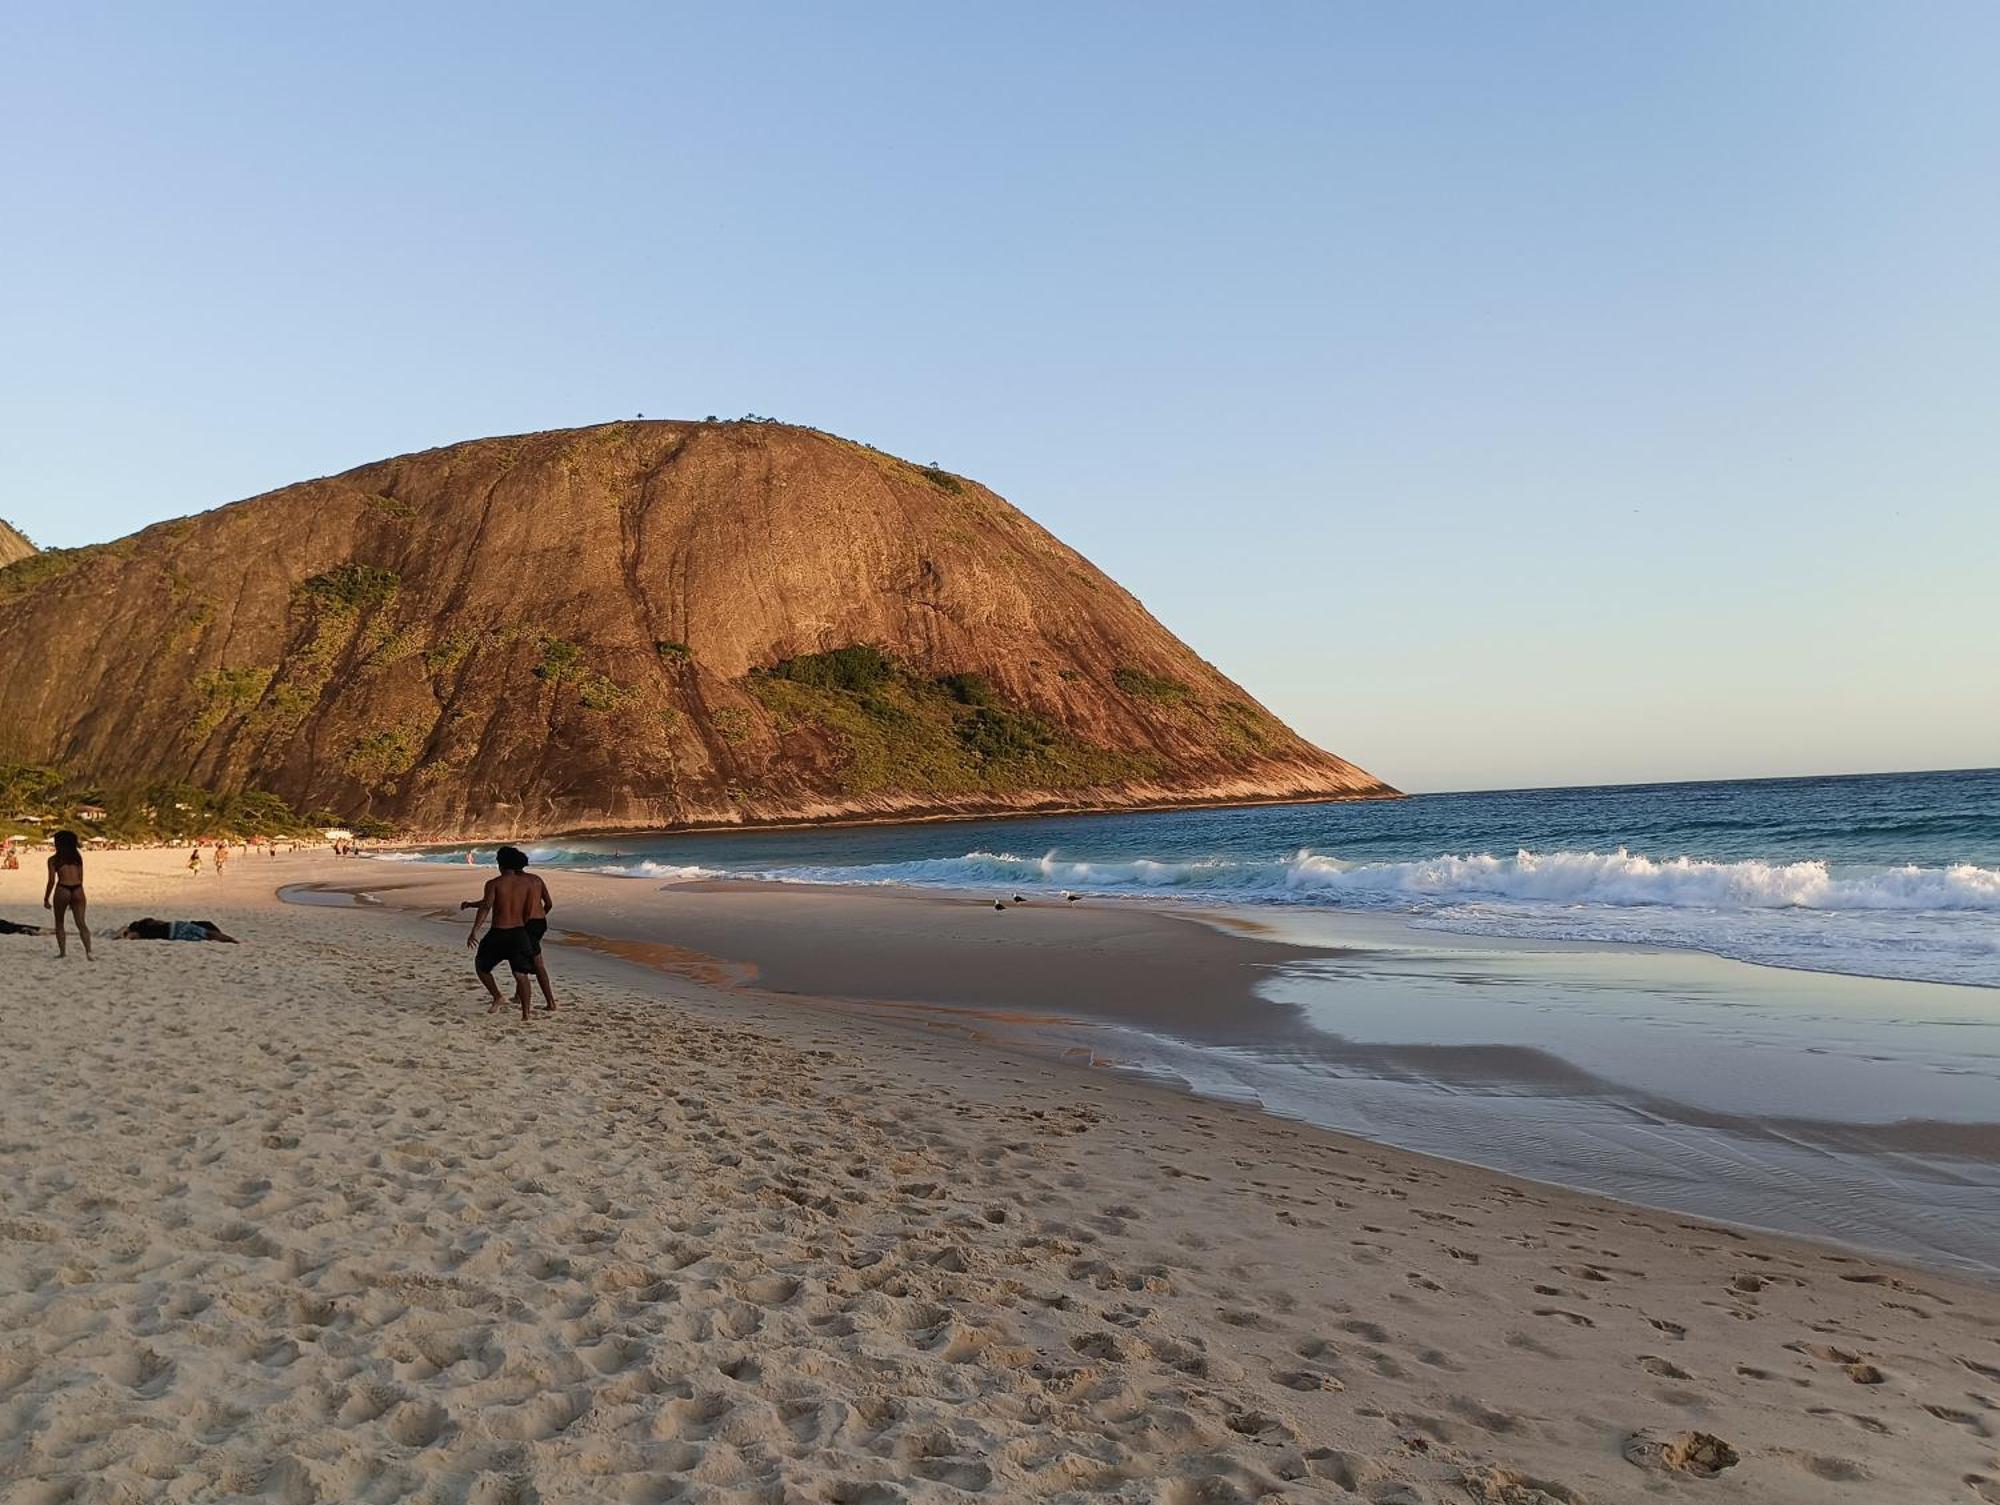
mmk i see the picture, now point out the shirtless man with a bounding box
[460,861,556,1011]
[465,845,540,1020]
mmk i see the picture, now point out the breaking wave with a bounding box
[374,840,2000,986]
[704,846,2000,914]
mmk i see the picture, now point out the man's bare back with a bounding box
[486,871,537,927]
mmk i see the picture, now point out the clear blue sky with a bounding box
[3,3,1994,792]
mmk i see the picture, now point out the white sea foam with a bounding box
[369,850,717,881]
[374,843,2000,985]
[701,846,2000,913]
[737,847,2000,986]
[583,860,719,882]
[1277,848,2000,911]
[429,843,2000,917]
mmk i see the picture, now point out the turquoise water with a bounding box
[398,768,2000,986]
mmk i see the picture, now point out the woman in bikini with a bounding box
[44,829,92,960]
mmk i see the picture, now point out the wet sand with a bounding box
[325,862,2000,1273]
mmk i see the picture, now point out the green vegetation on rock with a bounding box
[577,672,635,712]
[0,761,322,842]
[1113,665,1193,704]
[423,629,475,674]
[920,464,965,496]
[533,637,585,685]
[344,722,429,786]
[1214,700,1280,757]
[298,563,400,612]
[748,646,1160,797]
[528,637,634,712]
[188,665,275,737]
[767,645,896,694]
[0,545,109,601]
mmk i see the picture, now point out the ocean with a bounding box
[410,766,2000,988]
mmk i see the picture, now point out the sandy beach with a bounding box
[5,850,1999,1503]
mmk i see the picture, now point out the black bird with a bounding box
[993,900,1007,911]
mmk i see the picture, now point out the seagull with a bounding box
[1063,891,1082,903]
[993,900,1007,911]
[1011,893,1027,904]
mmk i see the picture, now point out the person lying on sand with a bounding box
[0,916,46,936]
[115,918,240,943]
[465,845,543,1020]
[460,861,557,1012]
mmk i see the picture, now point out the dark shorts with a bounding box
[525,917,547,954]
[476,925,535,976]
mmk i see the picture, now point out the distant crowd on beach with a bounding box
[3,830,559,1026]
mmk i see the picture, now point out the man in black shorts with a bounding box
[459,856,557,1011]
[466,845,540,1020]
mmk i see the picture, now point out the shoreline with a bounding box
[522,887,2000,1275]
[371,785,1406,849]
[306,863,2000,1278]
[356,868,2000,1280]
[6,849,2000,1503]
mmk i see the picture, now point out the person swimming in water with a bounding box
[43,830,92,960]
[465,845,542,1020]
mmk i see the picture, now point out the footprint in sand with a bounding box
[1638,1355,1693,1380]
[1922,1404,1992,1437]
[1275,1368,1344,1392]
[1806,1405,1893,1435]
[1461,1463,1587,1502]
[1533,1308,1594,1328]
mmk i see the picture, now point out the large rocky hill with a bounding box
[0,421,1392,837]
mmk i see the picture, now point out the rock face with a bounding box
[0,519,35,568]
[0,421,1392,837]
